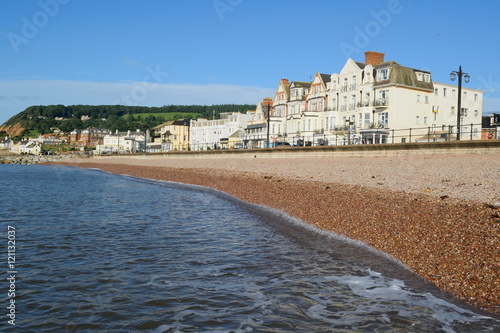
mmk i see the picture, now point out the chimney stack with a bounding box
[364,51,385,66]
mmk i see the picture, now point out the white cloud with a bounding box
[0,80,275,124]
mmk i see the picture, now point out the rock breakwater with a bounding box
[0,154,68,165]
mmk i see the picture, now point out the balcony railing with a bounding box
[375,121,389,129]
[290,94,304,101]
[357,101,371,107]
[375,98,389,107]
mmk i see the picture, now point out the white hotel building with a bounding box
[267,51,483,145]
[190,112,253,150]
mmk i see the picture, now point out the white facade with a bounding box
[96,129,150,154]
[11,140,42,154]
[0,137,12,150]
[190,112,253,150]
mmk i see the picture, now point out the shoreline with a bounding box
[44,154,499,315]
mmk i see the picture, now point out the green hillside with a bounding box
[1,104,255,138]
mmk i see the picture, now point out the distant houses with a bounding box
[70,128,111,147]
[0,137,12,150]
[96,129,150,154]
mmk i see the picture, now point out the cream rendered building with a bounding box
[244,98,272,148]
[269,51,483,145]
[153,119,190,151]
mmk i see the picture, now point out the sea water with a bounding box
[0,165,498,332]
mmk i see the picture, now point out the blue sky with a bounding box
[1,0,499,124]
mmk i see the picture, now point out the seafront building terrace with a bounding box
[185,51,489,151]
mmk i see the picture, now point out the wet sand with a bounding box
[47,153,500,315]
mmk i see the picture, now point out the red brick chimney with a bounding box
[364,51,385,66]
[281,78,289,84]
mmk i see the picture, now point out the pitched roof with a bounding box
[355,62,367,69]
[374,61,433,91]
[319,73,331,84]
[291,81,312,88]
[153,118,190,129]
[229,130,242,138]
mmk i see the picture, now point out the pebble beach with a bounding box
[47,153,500,315]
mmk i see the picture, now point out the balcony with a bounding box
[369,121,389,129]
[375,98,389,107]
[357,101,371,107]
[290,94,304,101]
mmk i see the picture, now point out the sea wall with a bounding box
[94,139,500,160]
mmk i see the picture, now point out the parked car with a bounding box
[273,142,291,148]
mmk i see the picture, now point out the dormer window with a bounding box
[425,74,431,82]
[377,68,390,81]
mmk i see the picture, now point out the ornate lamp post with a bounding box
[450,66,470,140]
[265,103,272,148]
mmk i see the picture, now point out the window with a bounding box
[417,95,421,102]
[474,110,479,117]
[424,96,429,104]
[423,117,428,125]
[451,107,455,115]
[474,94,478,102]
[379,112,389,126]
[452,90,456,98]
[417,72,423,81]
[364,113,371,125]
[443,88,447,97]
[434,88,438,95]
[425,74,431,82]
[463,91,468,100]
[377,68,390,80]
[330,117,336,129]
[416,116,420,125]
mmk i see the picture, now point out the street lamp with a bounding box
[265,103,271,148]
[450,66,470,140]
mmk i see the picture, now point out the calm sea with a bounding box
[0,165,498,332]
